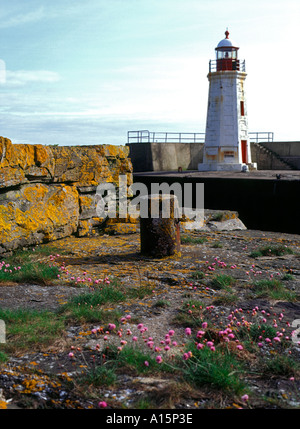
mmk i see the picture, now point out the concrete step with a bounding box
[252,142,294,170]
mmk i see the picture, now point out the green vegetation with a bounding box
[113,346,167,374]
[210,274,236,291]
[152,299,171,308]
[78,366,117,387]
[1,236,300,409]
[181,235,208,245]
[250,245,295,258]
[213,293,239,306]
[182,342,246,395]
[282,273,294,281]
[211,241,223,249]
[0,351,8,363]
[0,261,59,284]
[173,299,205,327]
[0,246,64,285]
[209,212,224,222]
[0,308,65,353]
[191,270,205,280]
[262,355,300,377]
[251,279,297,301]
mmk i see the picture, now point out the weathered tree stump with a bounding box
[140,194,180,257]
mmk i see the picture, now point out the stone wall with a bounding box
[126,142,204,172]
[0,137,133,254]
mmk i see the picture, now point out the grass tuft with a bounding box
[182,342,246,395]
[210,274,236,291]
[250,245,294,258]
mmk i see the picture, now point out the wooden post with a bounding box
[140,194,180,257]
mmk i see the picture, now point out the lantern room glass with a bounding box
[216,48,238,60]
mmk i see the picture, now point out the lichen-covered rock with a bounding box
[0,183,79,251]
[51,145,132,187]
[0,137,133,253]
[0,137,55,188]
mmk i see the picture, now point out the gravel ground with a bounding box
[0,228,300,409]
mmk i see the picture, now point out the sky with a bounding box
[0,0,299,146]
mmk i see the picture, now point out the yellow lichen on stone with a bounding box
[22,183,49,202]
[0,204,13,236]
[104,223,138,235]
[79,194,94,210]
[0,137,134,252]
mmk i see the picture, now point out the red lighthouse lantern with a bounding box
[215,30,240,71]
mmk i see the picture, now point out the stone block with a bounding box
[0,137,134,253]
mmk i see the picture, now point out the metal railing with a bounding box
[209,59,246,73]
[127,130,274,144]
[248,132,274,143]
[127,130,205,144]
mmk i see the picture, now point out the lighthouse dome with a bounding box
[216,30,239,49]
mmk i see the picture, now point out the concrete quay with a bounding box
[133,170,300,235]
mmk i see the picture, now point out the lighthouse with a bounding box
[198,30,257,171]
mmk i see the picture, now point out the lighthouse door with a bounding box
[241,140,248,164]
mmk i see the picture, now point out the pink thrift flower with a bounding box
[241,394,249,402]
[144,361,149,367]
[185,327,192,336]
[237,345,243,351]
[156,355,163,364]
[98,401,107,408]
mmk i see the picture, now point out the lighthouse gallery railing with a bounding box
[209,59,246,73]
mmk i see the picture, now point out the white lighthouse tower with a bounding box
[198,30,257,171]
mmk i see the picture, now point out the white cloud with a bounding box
[0,6,45,29]
[5,70,61,86]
